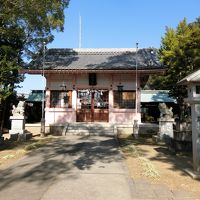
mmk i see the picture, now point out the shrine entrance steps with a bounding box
[62,122,115,137]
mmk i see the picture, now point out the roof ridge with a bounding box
[48,48,138,53]
[73,48,137,52]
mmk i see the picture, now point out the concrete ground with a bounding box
[0,136,199,200]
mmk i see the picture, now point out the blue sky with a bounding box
[17,0,200,94]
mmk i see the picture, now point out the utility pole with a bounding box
[133,42,139,138]
[40,42,46,137]
[135,42,138,115]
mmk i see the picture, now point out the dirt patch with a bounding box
[118,135,200,198]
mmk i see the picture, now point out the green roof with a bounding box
[27,90,44,102]
[27,90,176,103]
[141,90,176,103]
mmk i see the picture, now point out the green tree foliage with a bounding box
[1,0,69,56]
[0,22,24,101]
[150,17,200,106]
[0,0,69,95]
[0,0,69,99]
[0,0,69,131]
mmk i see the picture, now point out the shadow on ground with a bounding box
[150,145,193,176]
[0,136,121,191]
[118,135,194,178]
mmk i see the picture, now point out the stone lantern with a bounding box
[178,70,200,174]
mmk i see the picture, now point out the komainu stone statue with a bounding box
[12,101,25,116]
[158,103,173,119]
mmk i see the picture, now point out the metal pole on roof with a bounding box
[79,14,82,48]
[133,42,139,138]
[40,42,46,137]
[135,42,138,115]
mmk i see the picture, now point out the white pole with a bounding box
[79,14,82,48]
[41,42,46,136]
[133,43,139,138]
[135,42,138,116]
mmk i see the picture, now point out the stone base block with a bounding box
[168,138,192,152]
[184,168,200,180]
[50,125,65,136]
[25,132,32,140]
[160,134,172,145]
[10,133,19,141]
[18,133,26,142]
[10,132,32,142]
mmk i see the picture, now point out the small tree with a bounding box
[0,0,70,133]
[0,24,24,133]
[149,17,200,119]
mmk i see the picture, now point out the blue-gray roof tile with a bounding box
[30,48,164,70]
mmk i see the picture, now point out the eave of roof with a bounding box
[21,68,166,75]
[178,69,200,85]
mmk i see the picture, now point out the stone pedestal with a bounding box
[159,118,174,142]
[9,116,25,141]
[133,120,139,138]
[40,118,45,137]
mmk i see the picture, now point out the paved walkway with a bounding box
[0,136,199,200]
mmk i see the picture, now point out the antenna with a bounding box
[135,42,139,115]
[79,14,82,48]
[133,42,139,138]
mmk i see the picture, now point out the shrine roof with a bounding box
[28,48,164,71]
